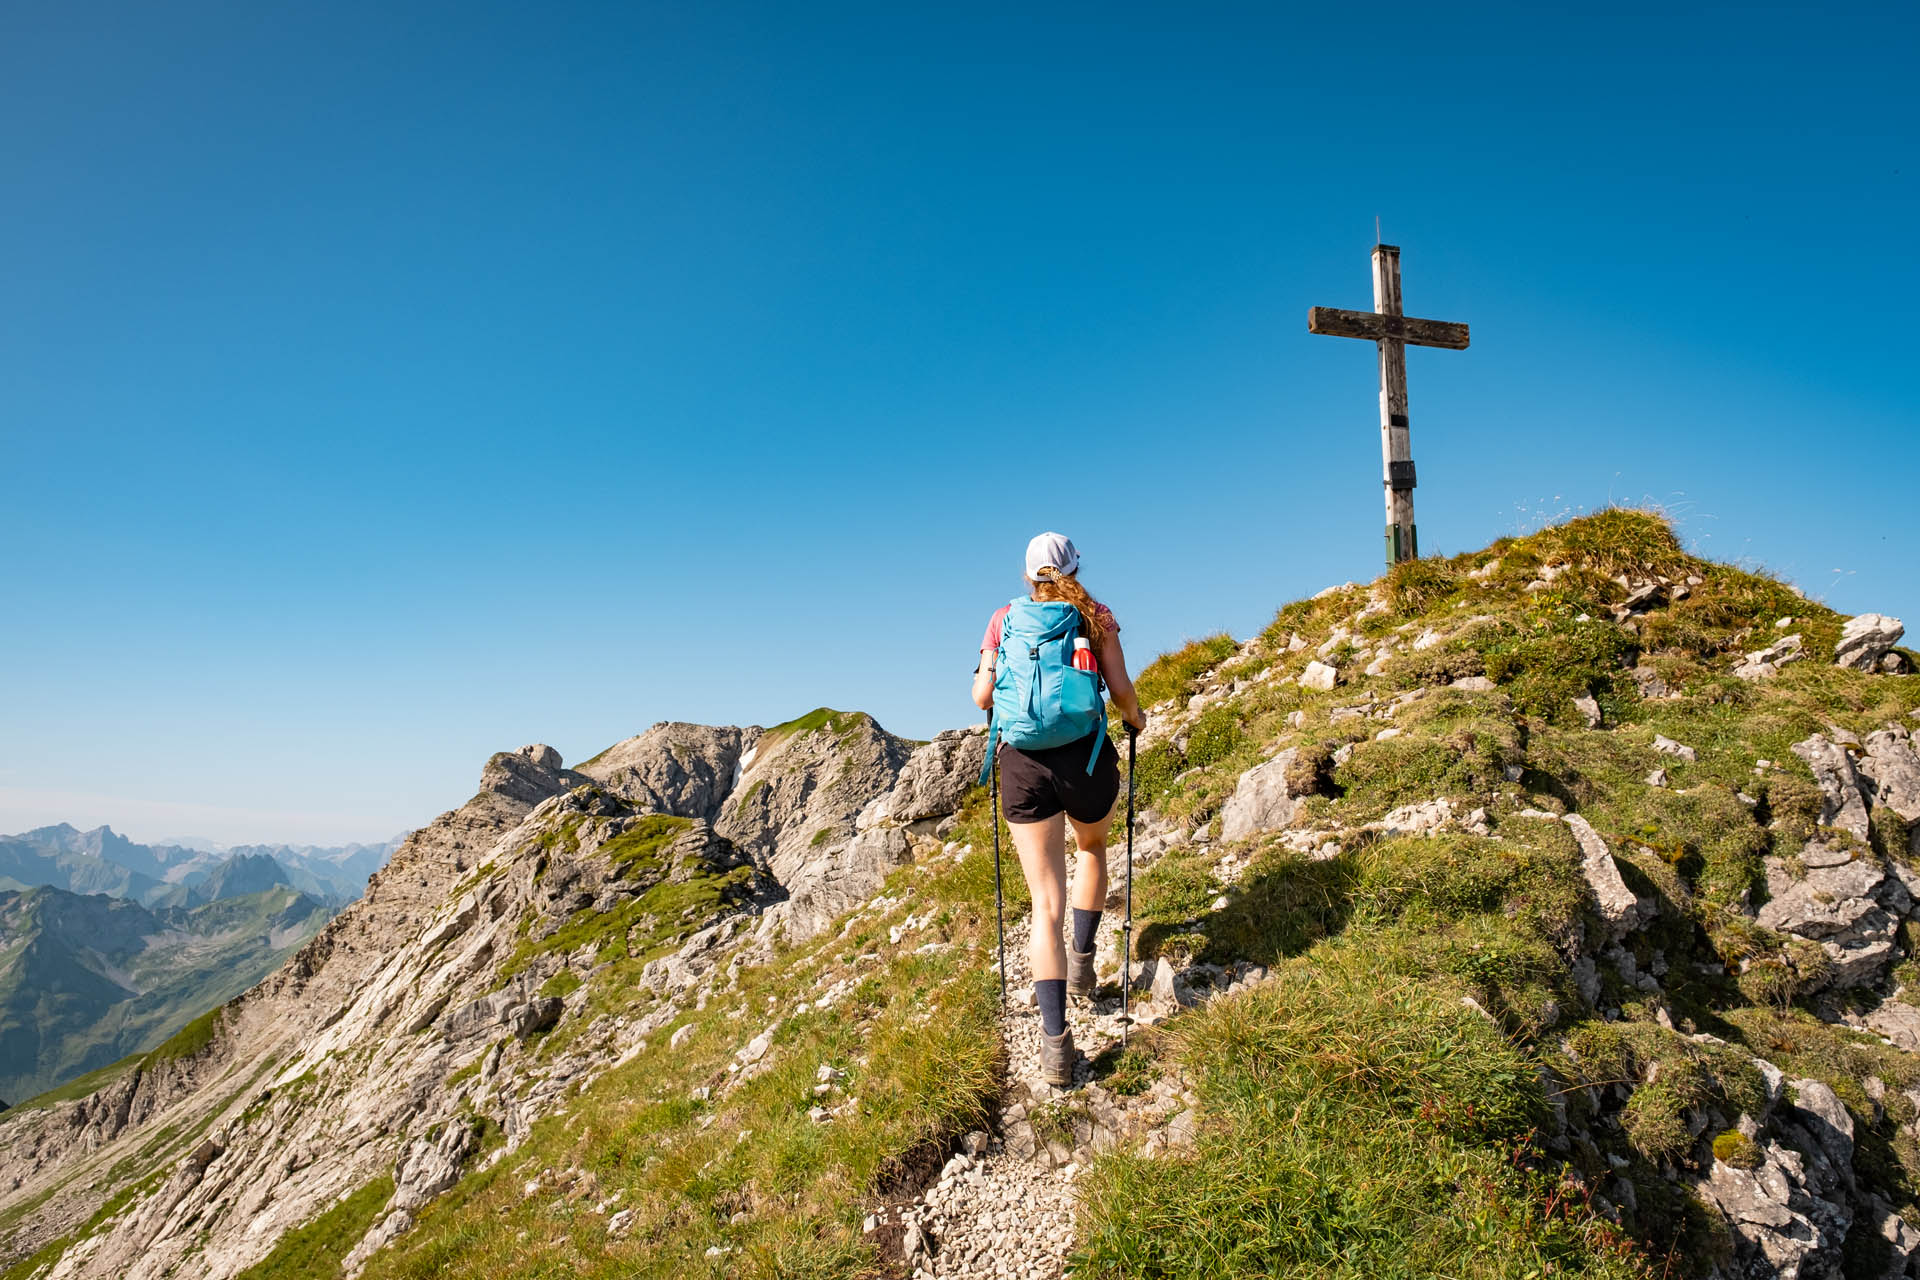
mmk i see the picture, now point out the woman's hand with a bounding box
[1121,703,1146,734]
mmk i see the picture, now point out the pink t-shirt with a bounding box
[980,601,1119,653]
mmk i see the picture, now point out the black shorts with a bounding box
[996,730,1121,825]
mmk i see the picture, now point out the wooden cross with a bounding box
[1309,244,1469,567]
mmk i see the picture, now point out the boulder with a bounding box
[1866,999,1920,1052]
[1299,661,1338,692]
[1835,614,1904,670]
[1564,815,1652,940]
[1219,750,1309,841]
[1790,734,1871,838]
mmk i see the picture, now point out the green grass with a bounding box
[1134,634,1239,708]
[232,1177,395,1280]
[1077,508,1920,1275]
[765,708,864,741]
[1074,955,1648,1279]
[141,1004,224,1066]
[360,798,1009,1280]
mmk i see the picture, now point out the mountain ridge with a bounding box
[5,514,1920,1280]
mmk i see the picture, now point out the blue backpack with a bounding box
[977,598,1106,784]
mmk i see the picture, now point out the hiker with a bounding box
[972,532,1146,1085]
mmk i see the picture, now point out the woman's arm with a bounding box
[1098,630,1146,731]
[971,651,995,711]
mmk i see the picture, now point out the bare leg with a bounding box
[1067,810,1112,916]
[1009,816,1067,981]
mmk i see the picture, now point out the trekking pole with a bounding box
[990,716,1006,1008]
[1122,723,1138,1048]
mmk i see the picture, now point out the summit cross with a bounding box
[1309,244,1470,568]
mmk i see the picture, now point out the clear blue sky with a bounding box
[2,2,1913,844]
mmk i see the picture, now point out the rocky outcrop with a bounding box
[1835,614,1905,671]
[1734,633,1804,680]
[1566,815,1654,942]
[574,723,757,819]
[1698,1077,1857,1278]
[1792,734,1872,839]
[717,712,915,889]
[1218,749,1310,842]
[1757,845,1909,989]
[859,730,987,829]
[1861,726,1920,858]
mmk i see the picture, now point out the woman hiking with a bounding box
[972,532,1146,1086]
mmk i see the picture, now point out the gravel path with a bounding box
[898,912,1135,1280]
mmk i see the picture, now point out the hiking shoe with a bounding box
[1040,1028,1076,1087]
[1066,946,1097,999]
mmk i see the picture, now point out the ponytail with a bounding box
[1030,566,1110,646]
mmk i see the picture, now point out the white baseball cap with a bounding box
[1025,532,1080,579]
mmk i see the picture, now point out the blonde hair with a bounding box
[1030,566,1110,647]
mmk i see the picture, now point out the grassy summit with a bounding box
[1075,509,1919,1276]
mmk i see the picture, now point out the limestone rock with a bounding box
[479,746,586,807]
[1653,735,1697,763]
[1450,675,1496,692]
[1219,750,1309,842]
[1867,999,1920,1052]
[1564,815,1652,940]
[1572,694,1603,727]
[1756,848,1908,988]
[1860,727,1920,857]
[1372,797,1454,838]
[1697,1075,1855,1279]
[1734,633,1804,680]
[1298,661,1338,692]
[391,1120,476,1211]
[858,729,987,828]
[1835,614,1904,670]
[575,723,757,820]
[1790,734,1871,838]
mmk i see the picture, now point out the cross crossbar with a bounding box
[1307,306,1469,351]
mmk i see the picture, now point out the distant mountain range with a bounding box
[0,824,405,909]
[0,824,406,1104]
[0,882,336,1104]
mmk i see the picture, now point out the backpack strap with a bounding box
[1085,723,1103,774]
[977,716,998,786]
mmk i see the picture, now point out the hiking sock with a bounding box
[1036,979,1067,1037]
[1071,908,1101,956]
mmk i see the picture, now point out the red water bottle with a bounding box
[1071,637,1099,674]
